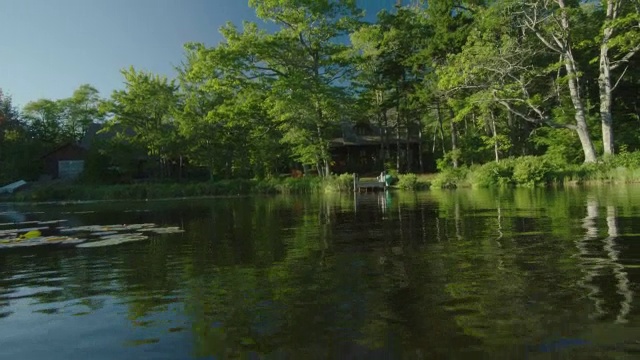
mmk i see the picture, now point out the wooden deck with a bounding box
[353,175,387,192]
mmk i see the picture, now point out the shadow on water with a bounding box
[1,187,640,359]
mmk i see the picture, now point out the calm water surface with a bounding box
[1,187,640,359]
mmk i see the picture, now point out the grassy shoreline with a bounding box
[431,154,640,189]
[5,154,640,202]
[3,175,350,202]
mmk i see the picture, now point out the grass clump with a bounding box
[10,176,326,202]
[468,160,515,188]
[323,173,355,193]
[431,166,470,189]
[396,173,430,190]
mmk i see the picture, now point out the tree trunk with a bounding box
[432,125,438,153]
[383,108,389,169]
[315,117,330,178]
[379,112,385,171]
[396,123,401,172]
[490,111,499,163]
[557,0,598,163]
[315,158,323,177]
[599,48,614,156]
[599,0,617,156]
[563,50,597,163]
[406,120,411,172]
[449,108,459,168]
[418,127,424,173]
[436,101,446,155]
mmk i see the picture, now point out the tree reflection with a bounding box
[1,188,640,358]
[574,196,634,323]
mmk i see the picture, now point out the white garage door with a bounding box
[58,160,85,179]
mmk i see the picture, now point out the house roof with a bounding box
[80,122,136,148]
[40,142,88,159]
[330,121,420,147]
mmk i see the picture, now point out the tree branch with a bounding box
[611,65,629,91]
[610,43,640,70]
[493,92,574,130]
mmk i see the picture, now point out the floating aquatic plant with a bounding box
[0,220,184,250]
[76,234,149,248]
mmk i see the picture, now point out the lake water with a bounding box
[1,187,639,359]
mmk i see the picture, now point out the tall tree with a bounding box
[178,42,286,179]
[419,0,485,168]
[597,0,640,155]
[103,67,181,176]
[22,98,67,145]
[351,7,431,172]
[61,84,104,141]
[0,90,43,182]
[244,0,363,177]
[517,0,598,162]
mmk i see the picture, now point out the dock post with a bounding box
[353,173,358,192]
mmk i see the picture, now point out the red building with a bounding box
[40,143,88,180]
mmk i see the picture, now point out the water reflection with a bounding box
[574,196,634,323]
[0,187,639,359]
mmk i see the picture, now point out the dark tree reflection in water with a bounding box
[1,187,640,359]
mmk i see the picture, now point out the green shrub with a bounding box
[431,166,470,189]
[323,173,354,193]
[252,179,279,194]
[275,177,322,194]
[512,156,554,186]
[469,160,515,188]
[608,148,640,168]
[397,173,430,190]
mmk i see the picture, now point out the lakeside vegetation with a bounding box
[1,0,639,197]
[9,152,640,202]
[5,174,358,202]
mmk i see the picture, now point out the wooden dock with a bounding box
[353,174,387,192]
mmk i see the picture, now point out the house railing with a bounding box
[353,173,387,192]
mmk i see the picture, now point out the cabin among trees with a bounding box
[37,123,147,182]
[80,123,155,182]
[330,122,430,175]
[81,123,205,183]
[40,143,88,180]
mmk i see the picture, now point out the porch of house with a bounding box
[329,142,422,175]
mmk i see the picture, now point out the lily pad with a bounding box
[76,234,149,248]
[140,227,184,234]
[37,220,68,225]
[91,231,119,237]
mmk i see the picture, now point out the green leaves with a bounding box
[105,67,180,159]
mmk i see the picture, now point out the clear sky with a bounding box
[0,0,402,108]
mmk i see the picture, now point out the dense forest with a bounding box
[1,0,639,186]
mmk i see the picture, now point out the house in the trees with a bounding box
[329,121,426,175]
[40,142,88,180]
[39,123,144,181]
[81,122,153,181]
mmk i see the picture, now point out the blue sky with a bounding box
[0,0,401,108]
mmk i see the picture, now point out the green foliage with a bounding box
[22,84,103,144]
[468,160,516,188]
[512,156,555,187]
[396,173,430,190]
[531,128,583,164]
[432,166,470,189]
[5,1,640,184]
[103,67,181,162]
[10,177,326,202]
[607,148,640,168]
[436,149,463,171]
[323,173,354,193]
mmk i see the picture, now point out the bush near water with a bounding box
[432,152,640,189]
[8,151,640,201]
